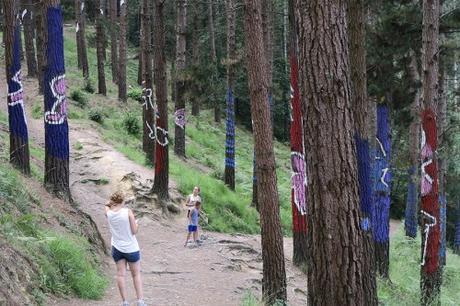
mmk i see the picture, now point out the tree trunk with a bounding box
[420,1,441,304]
[349,0,380,286]
[288,0,307,268]
[141,0,155,166]
[22,0,38,77]
[4,0,31,175]
[174,0,187,158]
[137,6,143,86]
[43,0,71,202]
[109,0,118,84]
[75,0,89,79]
[191,3,200,117]
[244,0,287,304]
[35,0,46,94]
[152,0,169,202]
[96,0,107,95]
[118,0,127,102]
[261,0,274,127]
[224,0,236,191]
[208,0,220,123]
[296,0,378,304]
[455,201,460,255]
[373,105,391,278]
[404,50,421,238]
[437,66,447,267]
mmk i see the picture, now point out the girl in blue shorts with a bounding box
[105,191,146,306]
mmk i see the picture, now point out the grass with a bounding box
[378,229,460,305]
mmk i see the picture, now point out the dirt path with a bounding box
[0,75,309,305]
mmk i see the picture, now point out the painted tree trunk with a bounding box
[141,0,155,166]
[152,0,169,202]
[75,0,89,79]
[174,0,187,158]
[455,201,460,255]
[43,3,71,202]
[244,0,287,303]
[96,0,107,95]
[288,0,307,267]
[35,0,46,94]
[420,1,441,304]
[109,0,118,84]
[404,51,421,238]
[373,105,392,278]
[118,0,127,102]
[4,0,31,175]
[224,0,236,191]
[296,0,378,304]
[22,1,38,77]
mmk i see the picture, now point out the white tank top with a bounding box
[107,208,140,253]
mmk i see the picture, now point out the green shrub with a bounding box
[122,112,141,135]
[70,89,88,108]
[88,109,104,124]
[127,87,143,103]
[83,79,95,94]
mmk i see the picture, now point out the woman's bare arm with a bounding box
[128,209,139,234]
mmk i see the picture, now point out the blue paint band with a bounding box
[7,23,28,141]
[439,195,446,260]
[225,87,235,170]
[455,201,460,249]
[404,166,418,237]
[44,6,69,159]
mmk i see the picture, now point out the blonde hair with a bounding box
[106,191,125,208]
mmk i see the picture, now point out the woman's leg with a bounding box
[116,259,128,302]
[128,260,144,300]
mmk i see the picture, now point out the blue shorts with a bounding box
[111,246,140,263]
[188,225,198,233]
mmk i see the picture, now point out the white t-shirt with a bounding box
[186,194,201,209]
[107,208,140,253]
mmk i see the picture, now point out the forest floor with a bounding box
[0,74,404,306]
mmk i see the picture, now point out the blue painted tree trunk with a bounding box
[439,195,446,265]
[404,166,418,238]
[44,6,71,201]
[455,201,460,255]
[224,87,235,190]
[373,105,392,277]
[6,11,30,174]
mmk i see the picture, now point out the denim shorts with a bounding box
[188,225,198,233]
[111,246,140,263]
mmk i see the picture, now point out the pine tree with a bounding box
[4,0,30,175]
[43,0,71,202]
[288,0,307,267]
[22,0,38,77]
[244,0,287,303]
[35,0,45,94]
[420,0,441,304]
[174,0,187,157]
[96,0,107,95]
[118,0,127,102]
[75,0,89,79]
[109,0,118,84]
[152,0,169,202]
[296,0,377,304]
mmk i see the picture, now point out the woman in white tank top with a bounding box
[105,191,146,306]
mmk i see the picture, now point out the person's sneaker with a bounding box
[122,301,129,306]
[137,300,146,306]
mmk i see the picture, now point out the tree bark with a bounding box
[22,0,38,77]
[404,50,421,238]
[244,0,287,304]
[288,0,307,268]
[420,1,441,305]
[174,0,187,157]
[4,0,31,175]
[96,0,107,95]
[191,3,200,117]
[349,0,380,287]
[75,0,89,79]
[296,0,378,304]
[208,0,220,123]
[224,0,236,191]
[152,0,169,202]
[137,6,143,86]
[43,0,71,202]
[141,0,155,166]
[118,0,127,102]
[109,0,118,84]
[35,0,46,94]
